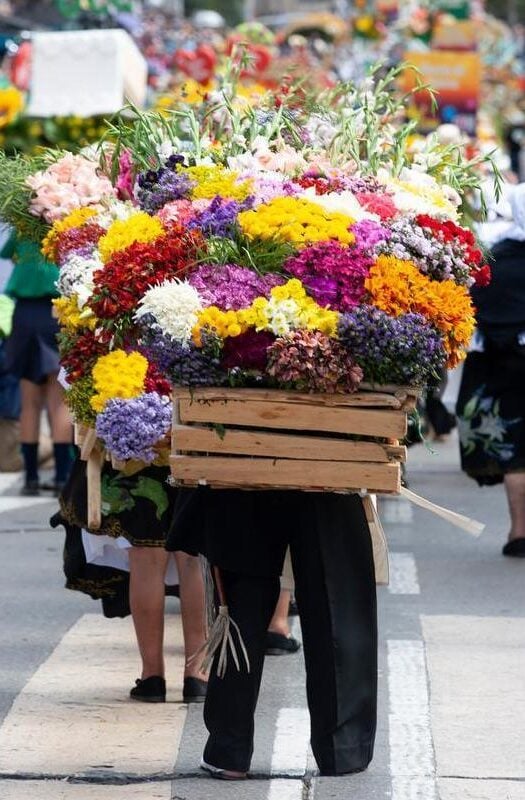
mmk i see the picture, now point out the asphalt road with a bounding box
[0,435,524,800]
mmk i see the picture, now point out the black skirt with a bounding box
[457,344,525,485]
[60,458,176,547]
[4,297,60,383]
[167,486,367,578]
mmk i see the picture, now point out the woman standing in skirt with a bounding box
[1,231,74,494]
[54,458,209,703]
[457,184,525,558]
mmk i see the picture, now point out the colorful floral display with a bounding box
[1,65,495,464]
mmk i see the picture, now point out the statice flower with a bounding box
[378,217,471,284]
[188,264,284,310]
[96,392,172,464]
[267,329,363,394]
[134,279,203,345]
[188,196,253,238]
[338,306,447,386]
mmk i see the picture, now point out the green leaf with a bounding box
[130,476,169,521]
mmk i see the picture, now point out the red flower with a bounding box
[59,329,109,381]
[144,362,172,396]
[473,264,491,287]
[89,224,204,323]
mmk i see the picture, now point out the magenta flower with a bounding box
[188,264,284,310]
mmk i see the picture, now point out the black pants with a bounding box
[202,494,377,776]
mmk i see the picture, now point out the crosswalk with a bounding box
[1,486,524,800]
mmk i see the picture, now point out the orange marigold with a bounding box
[365,255,475,367]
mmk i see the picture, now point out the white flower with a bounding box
[299,187,378,222]
[94,200,137,229]
[134,279,203,344]
[56,253,102,303]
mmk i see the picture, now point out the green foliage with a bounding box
[0,151,51,242]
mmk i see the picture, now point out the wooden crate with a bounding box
[170,386,419,494]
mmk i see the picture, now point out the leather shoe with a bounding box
[130,675,166,703]
[502,538,525,558]
[183,676,207,703]
[266,631,301,656]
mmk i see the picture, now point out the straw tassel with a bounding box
[187,562,250,679]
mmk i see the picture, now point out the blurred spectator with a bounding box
[457,183,525,558]
[0,230,73,494]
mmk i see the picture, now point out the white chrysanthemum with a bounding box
[134,279,203,344]
[56,253,102,304]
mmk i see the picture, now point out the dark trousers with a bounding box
[203,494,377,776]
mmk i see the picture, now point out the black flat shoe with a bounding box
[183,676,207,703]
[502,538,525,558]
[20,480,40,497]
[130,675,166,703]
[265,631,301,656]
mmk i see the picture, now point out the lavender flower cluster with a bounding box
[338,306,447,386]
[188,196,252,238]
[95,393,172,463]
[137,156,194,213]
[188,263,283,310]
[377,218,471,285]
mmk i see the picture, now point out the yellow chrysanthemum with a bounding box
[90,350,148,413]
[42,207,98,260]
[365,254,475,367]
[98,213,164,263]
[53,296,96,331]
[238,197,355,248]
[184,165,253,202]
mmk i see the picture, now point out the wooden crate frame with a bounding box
[170,386,418,494]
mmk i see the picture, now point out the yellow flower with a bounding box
[0,86,24,128]
[184,165,253,202]
[90,350,148,413]
[98,213,164,263]
[53,296,96,331]
[238,197,355,248]
[42,207,98,260]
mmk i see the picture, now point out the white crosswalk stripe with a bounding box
[388,553,421,595]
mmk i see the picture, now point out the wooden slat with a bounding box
[178,398,407,440]
[170,455,401,493]
[172,425,406,463]
[173,387,404,409]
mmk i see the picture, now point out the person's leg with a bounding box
[19,378,44,492]
[265,588,301,655]
[268,589,291,636]
[290,493,377,776]
[128,546,169,679]
[43,374,74,486]
[203,569,280,774]
[174,552,207,679]
[503,471,525,541]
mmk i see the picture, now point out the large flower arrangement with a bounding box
[0,66,498,464]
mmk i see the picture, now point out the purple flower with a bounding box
[141,327,225,387]
[338,306,447,386]
[96,393,172,463]
[136,162,195,213]
[188,195,252,238]
[188,264,284,310]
